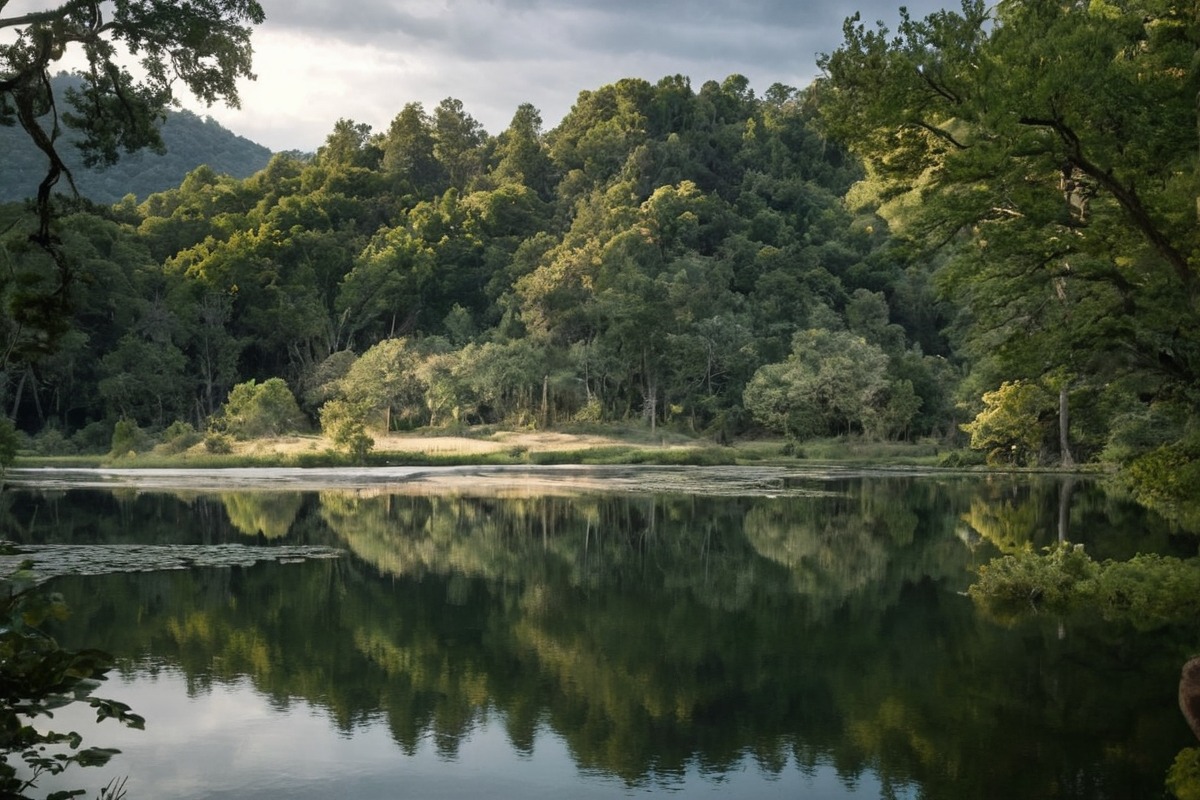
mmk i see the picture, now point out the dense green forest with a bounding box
[1,1,1198,528]
[0,75,271,204]
[1,77,955,443]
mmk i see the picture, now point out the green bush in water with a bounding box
[969,543,1200,629]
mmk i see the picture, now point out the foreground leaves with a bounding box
[0,566,143,798]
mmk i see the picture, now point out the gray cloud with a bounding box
[221,0,948,150]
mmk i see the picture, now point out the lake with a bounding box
[3,465,1197,799]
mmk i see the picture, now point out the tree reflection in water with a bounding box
[13,473,1195,798]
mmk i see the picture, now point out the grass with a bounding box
[785,438,946,464]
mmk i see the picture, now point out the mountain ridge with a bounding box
[0,75,273,205]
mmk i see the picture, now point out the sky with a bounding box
[196,0,953,152]
[8,0,949,153]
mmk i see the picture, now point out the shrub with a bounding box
[319,398,373,461]
[969,543,1097,609]
[31,428,76,456]
[71,421,113,454]
[109,419,151,457]
[1167,748,1200,800]
[157,421,203,454]
[1124,435,1200,532]
[204,432,234,454]
[216,378,306,439]
[969,543,1200,628]
[939,449,986,468]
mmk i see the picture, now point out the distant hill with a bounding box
[0,75,272,204]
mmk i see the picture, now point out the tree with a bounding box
[97,333,188,428]
[2,1,264,215]
[492,103,554,199]
[318,118,379,170]
[0,0,264,362]
[330,338,425,432]
[381,102,446,195]
[961,380,1054,466]
[816,0,1200,433]
[215,377,305,439]
[433,98,486,190]
[744,328,892,439]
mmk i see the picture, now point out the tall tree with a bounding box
[381,102,446,196]
[433,97,486,190]
[492,102,554,199]
[817,0,1200,458]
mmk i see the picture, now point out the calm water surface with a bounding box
[4,466,1197,799]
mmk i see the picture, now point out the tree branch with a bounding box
[1019,114,1195,293]
[918,67,961,105]
[906,119,969,150]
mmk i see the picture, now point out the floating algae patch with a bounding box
[0,542,342,584]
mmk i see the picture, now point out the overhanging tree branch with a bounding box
[1019,114,1195,293]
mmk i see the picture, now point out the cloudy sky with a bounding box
[13,0,949,152]
[197,0,959,152]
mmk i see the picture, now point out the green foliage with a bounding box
[108,419,150,458]
[4,64,968,450]
[0,418,18,472]
[1103,403,1189,464]
[319,398,374,461]
[0,572,144,798]
[0,0,266,372]
[970,544,1200,628]
[325,339,426,432]
[1124,434,1200,532]
[818,0,1200,477]
[1169,748,1200,800]
[743,327,899,439]
[155,420,202,455]
[69,423,112,456]
[203,432,233,454]
[970,544,1098,609]
[30,428,76,456]
[961,381,1054,466]
[215,378,306,439]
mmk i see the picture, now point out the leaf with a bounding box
[72,747,121,768]
[89,699,146,730]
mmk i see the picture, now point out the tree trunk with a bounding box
[9,369,27,420]
[644,381,657,433]
[1059,384,1075,468]
[540,374,549,429]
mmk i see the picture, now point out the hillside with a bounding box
[1,25,1197,527]
[0,76,272,204]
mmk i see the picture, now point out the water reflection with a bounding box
[6,471,1195,798]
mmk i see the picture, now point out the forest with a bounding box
[1,0,1197,528]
